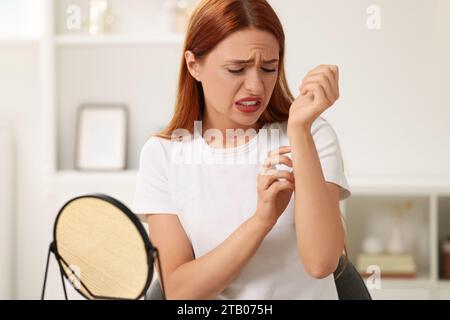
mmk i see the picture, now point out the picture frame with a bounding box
[75,104,128,171]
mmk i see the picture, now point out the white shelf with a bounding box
[43,173,450,195]
[438,280,450,289]
[0,36,40,45]
[48,170,138,186]
[44,171,138,207]
[348,177,450,195]
[41,174,450,198]
[378,277,434,289]
[54,34,184,46]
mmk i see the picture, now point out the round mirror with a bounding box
[53,194,155,299]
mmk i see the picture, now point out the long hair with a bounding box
[155,0,294,139]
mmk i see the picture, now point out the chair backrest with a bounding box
[334,256,372,300]
[146,256,372,300]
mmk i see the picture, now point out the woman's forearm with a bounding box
[165,214,272,300]
[288,127,344,278]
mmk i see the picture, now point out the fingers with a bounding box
[261,146,292,175]
[305,64,338,83]
[259,169,295,191]
[300,82,329,108]
[300,74,335,103]
[266,180,294,198]
[258,146,294,192]
[326,65,339,98]
[261,155,293,174]
[267,146,291,157]
[330,65,339,84]
[300,65,340,102]
[302,68,338,97]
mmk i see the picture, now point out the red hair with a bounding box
[156,0,294,139]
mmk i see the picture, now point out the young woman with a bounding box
[132,0,351,300]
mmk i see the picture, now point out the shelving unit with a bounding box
[340,180,450,299]
[4,0,448,299]
[346,196,431,277]
[54,34,184,46]
[438,197,450,281]
[0,36,40,45]
[40,0,187,179]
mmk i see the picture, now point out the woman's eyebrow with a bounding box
[226,58,279,64]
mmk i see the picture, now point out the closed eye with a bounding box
[228,68,245,74]
[261,67,277,73]
[227,67,278,74]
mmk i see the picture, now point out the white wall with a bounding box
[0,45,42,299]
[270,0,450,180]
[0,122,15,299]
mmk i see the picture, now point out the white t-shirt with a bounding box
[132,117,351,300]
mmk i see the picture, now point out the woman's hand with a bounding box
[287,64,340,135]
[254,146,294,229]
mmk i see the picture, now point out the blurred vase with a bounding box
[443,237,450,279]
[166,0,196,33]
[362,235,383,255]
[89,0,115,34]
[386,223,406,254]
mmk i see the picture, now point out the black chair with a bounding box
[334,256,372,300]
[145,255,372,300]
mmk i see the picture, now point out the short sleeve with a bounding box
[311,117,351,201]
[131,137,178,222]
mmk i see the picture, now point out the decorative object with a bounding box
[386,200,413,254]
[357,253,416,278]
[386,224,405,254]
[357,200,419,279]
[442,236,450,279]
[89,0,115,34]
[165,0,197,33]
[75,104,128,171]
[362,235,384,255]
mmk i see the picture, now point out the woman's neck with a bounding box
[201,115,260,149]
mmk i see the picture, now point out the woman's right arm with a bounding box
[147,213,273,300]
[147,146,295,299]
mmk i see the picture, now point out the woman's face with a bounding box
[185,28,280,130]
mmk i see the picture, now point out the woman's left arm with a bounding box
[287,64,344,279]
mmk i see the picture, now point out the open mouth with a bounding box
[235,100,262,113]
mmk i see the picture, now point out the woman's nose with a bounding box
[244,68,264,94]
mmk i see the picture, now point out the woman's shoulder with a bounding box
[310,117,339,141]
[142,135,169,148]
[140,135,174,161]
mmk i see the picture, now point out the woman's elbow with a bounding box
[305,264,334,279]
[302,256,340,279]
[165,279,216,300]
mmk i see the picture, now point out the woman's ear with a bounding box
[185,50,201,82]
